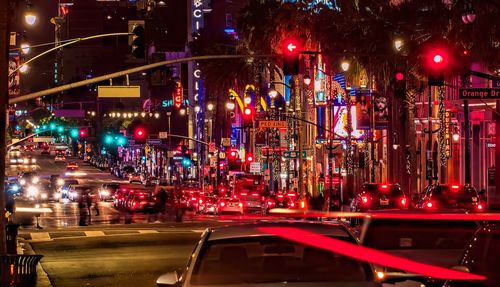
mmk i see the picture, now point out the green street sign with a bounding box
[283,150,307,158]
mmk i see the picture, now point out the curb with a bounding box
[19,240,53,287]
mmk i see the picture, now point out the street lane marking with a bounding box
[30,232,51,241]
[138,230,159,234]
[84,231,105,237]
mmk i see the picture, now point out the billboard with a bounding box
[8,52,20,97]
[373,93,389,129]
[352,93,370,130]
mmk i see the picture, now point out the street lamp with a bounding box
[207,103,214,111]
[24,11,37,26]
[268,88,278,99]
[341,61,350,72]
[225,102,235,111]
[452,132,460,142]
[194,105,200,113]
[179,108,186,115]
[394,39,403,52]
[20,43,30,55]
[303,74,312,85]
[19,64,29,74]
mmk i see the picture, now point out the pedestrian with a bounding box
[78,192,88,226]
[157,188,167,221]
[86,191,93,225]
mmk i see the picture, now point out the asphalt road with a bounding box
[25,225,210,287]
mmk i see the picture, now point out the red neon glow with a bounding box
[257,227,486,281]
[174,83,183,109]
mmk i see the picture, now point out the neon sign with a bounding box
[174,82,183,109]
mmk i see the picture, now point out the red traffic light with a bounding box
[78,129,87,137]
[134,127,146,139]
[427,49,448,70]
[433,54,444,64]
[244,107,253,117]
[229,150,238,159]
[246,155,254,162]
[395,72,404,81]
[283,39,300,55]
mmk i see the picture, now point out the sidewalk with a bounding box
[18,239,53,287]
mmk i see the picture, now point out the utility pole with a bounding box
[0,0,10,254]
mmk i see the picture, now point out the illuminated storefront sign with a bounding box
[174,82,183,108]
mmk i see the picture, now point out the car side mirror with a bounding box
[451,266,470,273]
[156,271,179,287]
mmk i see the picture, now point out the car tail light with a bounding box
[289,202,295,208]
[240,192,247,196]
[132,201,138,208]
[361,196,369,205]
[400,198,407,207]
[426,201,433,208]
[451,185,460,192]
[199,199,203,204]
[191,197,196,201]
[476,203,484,211]
[220,202,225,207]
[379,184,390,192]
[276,194,284,201]
[287,192,297,198]
[267,200,275,207]
[238,202,243,208]
[300,201,305,209]
[251,192,259,197]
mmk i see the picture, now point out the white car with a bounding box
[216,197,243,215]
[156,222,381,287]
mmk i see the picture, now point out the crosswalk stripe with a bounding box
[84,231,105,237]
[138,230,159,234]
[30,232,51,241]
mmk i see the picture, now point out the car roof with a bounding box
[207,221,351,241]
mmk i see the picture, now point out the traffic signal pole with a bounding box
[0,0,10,254]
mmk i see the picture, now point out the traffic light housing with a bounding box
[78,128,88,137]
[426,49,448,86]
[134,126,147,143]
[283,40,300,75]
[243,107,254,127]
[394,68,406,98]
[129,21,145,59]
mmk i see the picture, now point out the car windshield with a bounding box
[190,236,371,285]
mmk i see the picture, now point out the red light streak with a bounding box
[257,227,486,281]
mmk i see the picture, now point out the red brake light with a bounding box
[220,202,225,207]
[400,198,407,206]
[287,192,297,198]
[289,202,295,208]
[451,185,460,192]
[251,192,259,197]
[199,199,203,204]
[476,204,484,211]
[238,202,243,208]
[361,196,369,204]
[379,184,390,192]
[426,202,433,208]
[240,192,247,196]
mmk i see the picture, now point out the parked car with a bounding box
[415,184,485,212]
[198,195,218,214]
[156,221,381,287]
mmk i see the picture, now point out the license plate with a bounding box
[380,199,389,205]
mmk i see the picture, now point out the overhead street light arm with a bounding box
[8,32,132,77]
[9,54,274,104]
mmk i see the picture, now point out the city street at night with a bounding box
[2,0,500,287]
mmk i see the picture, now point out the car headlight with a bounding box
[27,185,39,196]
[23,158,28,163]
[57,179,65,186]
[11,185,20,192]
[31,158,37,163]
[61,189,68,194]
[17,159,24,163]
[10,159,16,163]
[32,177,40,184]
[20,179,26,185]
[41,193,48,199]
[100,190,110,196]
